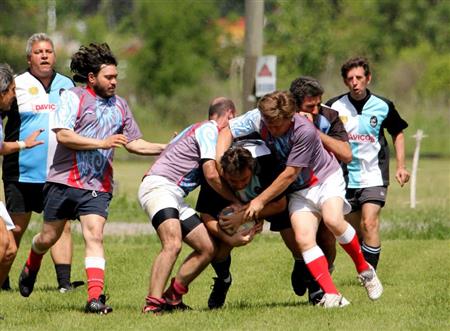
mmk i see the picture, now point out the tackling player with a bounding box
[138,97,238,314]
[217,91,383,308]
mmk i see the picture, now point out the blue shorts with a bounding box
[43,183,112,221]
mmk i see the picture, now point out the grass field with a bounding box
[1,235,449,331]
[110,157,450,239]
[1,158,449,330]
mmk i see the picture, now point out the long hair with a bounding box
[70,43,117,83]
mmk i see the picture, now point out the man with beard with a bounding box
[18,43,166,314]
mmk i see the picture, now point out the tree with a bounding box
[130,1,220,98]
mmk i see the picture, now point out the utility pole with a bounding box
[47,0,57,34]
[242,0,264,112]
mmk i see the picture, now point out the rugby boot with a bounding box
[208,276,232,309]
[18,265,39,297]
[85,294,113,315]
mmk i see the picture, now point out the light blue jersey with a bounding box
[327,91,408,188]
[2,70,74,183]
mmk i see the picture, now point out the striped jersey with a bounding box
[2,70,74,183]
[326,90,408,188]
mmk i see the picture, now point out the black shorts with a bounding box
[266,208,291,232]
[346,186,387,212]
[43,183,112,221]
[152,207,202,238]
[4,181,45,213]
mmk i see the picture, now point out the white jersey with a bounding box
[327,91,408,188]
[2,70,74,183]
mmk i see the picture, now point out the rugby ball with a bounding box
[219,207,256,235]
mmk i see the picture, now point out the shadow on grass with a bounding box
[197,299,308,312]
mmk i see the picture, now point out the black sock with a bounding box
[1,276,10,290]
[361,242,381,270]
[294,259,314,282]
[211,255,231,281]
[54,264,71,288]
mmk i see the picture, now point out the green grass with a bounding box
[107,157,450,239]
[1,234,449,330]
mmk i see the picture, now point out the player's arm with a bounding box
[201,212,254,247]
[257,196,287,219]
[124,138,166,156]
[220,197,286,233]
[0,129,44,155]
[203,159,240,204]
[245,166,300,220]
[215,126,233,173]
[318,131,352,164]
[54,128,128,150]
[392,131,410,187]
[301,110,351,164]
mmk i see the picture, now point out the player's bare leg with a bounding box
[360,203,382,269]
[148,219,183,298]
[163,223,215,310]
[0,230,17,287]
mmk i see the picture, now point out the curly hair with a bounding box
[341,56,371,79]
[220,146,255,177]
[70,43,117,83]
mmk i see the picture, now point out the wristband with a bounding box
[16,140,26,150]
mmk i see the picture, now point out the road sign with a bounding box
[255,55,276,97]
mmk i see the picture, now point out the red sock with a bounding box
[163,278,188,305]
[26,249,44,272]
[304,246,339,295]
[337,226,370,273]
[86,268,104,301]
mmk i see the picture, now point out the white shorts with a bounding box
[138,175,197,222]
[288,168,351,216]
[0,201,15,230]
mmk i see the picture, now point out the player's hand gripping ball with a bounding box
[219,206,255,235]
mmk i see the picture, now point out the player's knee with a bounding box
[62,221,72,234]
[201,240,215,260]
[39,233,60,248]
[296,235,316,252]
[2,244,17,263]
[361,217,379,233]
[162,240,182,257]
[323,215,344,231]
